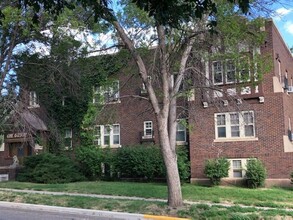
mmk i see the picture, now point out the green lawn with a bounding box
[1,181,293,219]
[1,181,293,209]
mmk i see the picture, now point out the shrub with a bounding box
[113,145,165,180]
[204,158,230,185]
[17,153,85,183]
[176,146,190,182]
[113,145,190,182]
[245,158,267,188]
[75,145,104,180]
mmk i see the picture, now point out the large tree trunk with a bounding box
[158,116,183,207]
[112,20,183,208]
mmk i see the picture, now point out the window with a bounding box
[144,121,153,137]
[226,60,236,83]
[0,134,4,152]
[64,129,72,149]
[239,58,251,82]
[213,61,223,84]
[93,81,120,104]
[227,159,248,178]
[176,119,186,142]
[94,124,120,147]
[93,126,101,145]
[65,129,72,138]
[212,59,251,85]
[232,160,243,177]
[215,111,255,139]
[29,91,39,107]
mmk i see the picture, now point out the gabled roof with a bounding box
[20,111,47,131]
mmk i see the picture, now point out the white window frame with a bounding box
[93,126,101,145]
[93,80,120,104]
[65,129,72,138]
[29,91,39,108]
[94,124,120,148]
[212,61,224,85]
[176,119,187,144]
[225,59,236,84]
[215,111,256,140]
[144,121,153,137]
[239,57,251,83]
[226,158,248,179]
[64,129,72,149]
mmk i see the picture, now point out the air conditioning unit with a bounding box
[0,174,9,182]
[287,86,293,93]
[202,102,208,108]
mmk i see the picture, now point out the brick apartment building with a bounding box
[189,19,293,186]
[1,19,292,185]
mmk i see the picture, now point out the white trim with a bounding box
[215,111,256,140]
[176,119,187,143]
[212,61,223,85]
[214,137,258,142]
[143,121,153,137]
[94,124,120,147]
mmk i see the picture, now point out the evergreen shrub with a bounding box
[204,158,230,185]
[113,145,165,180]
[75,145,104,180]
[17,153,85,183]
[113,145,190,181]
[245,158,267,188]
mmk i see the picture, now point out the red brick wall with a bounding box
[189,20,293,180]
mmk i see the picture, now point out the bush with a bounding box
[113,145,190,182]
[75,145,104,180]
[176,146,190,182]
[245,158,267,188]
[204,158,230,185]
[113,145,165,180]
[17,153,85,183]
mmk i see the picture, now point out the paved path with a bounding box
[1,188,293,214]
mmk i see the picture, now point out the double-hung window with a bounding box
[176,119,187,143]
[212,59,251,85]
[93,81,120,104]
[226,60,236,83]
[64,129,72,149]
[227,159,248,178]
[213,61,224,84]
[215,111,255,139]
[29,91,39,107]
[144,121,153,137]
[94,124,120,147]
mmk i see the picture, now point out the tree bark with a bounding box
[158,115,183,207]
[111,20,184,207]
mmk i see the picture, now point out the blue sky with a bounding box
[272,2,293,49]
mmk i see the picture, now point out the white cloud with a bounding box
[284,21,293,35]
[274,7,293,21]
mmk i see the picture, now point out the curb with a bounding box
[0,201,189,220]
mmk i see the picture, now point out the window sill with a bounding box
[214,137,258,142]
[106,100,121,105]
[100,144,121,149]
[176,141,188,146]
[28,104,40,109]
[93,100,121,105]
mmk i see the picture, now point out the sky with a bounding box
[272,1,293,49]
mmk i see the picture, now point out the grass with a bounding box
[1,181,293,219]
